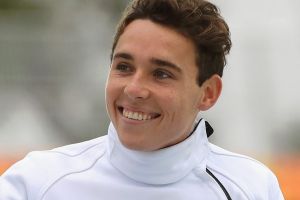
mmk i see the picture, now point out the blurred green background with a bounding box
[0,0,299,198]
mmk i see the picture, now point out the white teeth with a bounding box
[138,114,143,120]
[122,108,154,121]
[133,112,138,119]
[142,114,147,120]
[128,112,133,119]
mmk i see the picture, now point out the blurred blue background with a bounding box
[0,0,299,198]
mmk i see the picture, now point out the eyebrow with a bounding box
[113,52,134,61]
[113,52,182,73]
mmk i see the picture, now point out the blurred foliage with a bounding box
[0,0,44,10]
[101,0,130,16]
[0,0,123,144]
[0,0,130,14]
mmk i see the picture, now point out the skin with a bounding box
[106,19,222,151]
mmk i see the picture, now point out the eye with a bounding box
[153,69,173,79]
[114,63,133,73]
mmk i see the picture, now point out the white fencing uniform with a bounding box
[0,120,284,200]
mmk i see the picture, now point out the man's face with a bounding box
[106,19,205,151]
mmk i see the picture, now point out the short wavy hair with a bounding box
[111,0,232,86]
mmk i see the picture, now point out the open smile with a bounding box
[117,106,161,121]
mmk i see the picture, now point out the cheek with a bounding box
[156,90,184,122]
[170,90,201,120]
[105,82,112,105]
[105,79,119,111]
[106,77,121,99]
[160,89,191,108]
[157,89,178,108]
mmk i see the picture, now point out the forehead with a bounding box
[114,19,197,67]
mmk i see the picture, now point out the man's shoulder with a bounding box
[1,135,108,200]
[50,135,107,156]
[207,143,282,199]
[208,143,270,172]
[25,135,107,167]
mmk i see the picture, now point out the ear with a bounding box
[197,74,222,111]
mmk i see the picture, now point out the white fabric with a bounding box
[107,121,208,185]
[0,120,284,200]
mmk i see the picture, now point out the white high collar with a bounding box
[107,119,209,185]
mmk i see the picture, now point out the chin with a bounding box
[123,142,146,151]
[119,137,153,152]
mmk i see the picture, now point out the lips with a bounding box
[118,107,161,121]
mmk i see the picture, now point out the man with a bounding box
[1,0,284,199]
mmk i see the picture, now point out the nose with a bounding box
[124,75,150,100]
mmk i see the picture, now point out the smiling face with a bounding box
[106,19,219,151]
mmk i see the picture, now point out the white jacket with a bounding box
[0,120,284,200]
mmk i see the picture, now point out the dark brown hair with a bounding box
[111,0,232,86]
